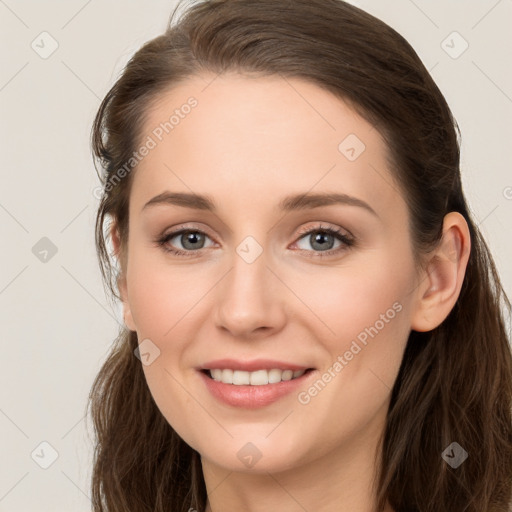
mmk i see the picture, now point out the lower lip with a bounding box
[198,370,315,409]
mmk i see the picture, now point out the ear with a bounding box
[410,212,471,332]
[110,223,137,332]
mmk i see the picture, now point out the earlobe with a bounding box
[110,222,122,260]
[110,222,137,332]
[117,273,137,331]
[411,212,471,333]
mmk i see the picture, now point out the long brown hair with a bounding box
[88,1,512,510]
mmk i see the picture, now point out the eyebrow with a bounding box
[141,191,379,217]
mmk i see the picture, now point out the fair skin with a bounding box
[112,72,470,512]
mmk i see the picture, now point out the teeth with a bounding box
[209,368,307,385]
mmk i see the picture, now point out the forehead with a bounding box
[130,72,405,221]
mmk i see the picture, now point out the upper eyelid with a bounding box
[162,223,217,242]
[296,222,352,238]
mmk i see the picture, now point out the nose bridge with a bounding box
[214,232,285,336]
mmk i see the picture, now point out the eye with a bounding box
[156,226,216,256]
[155,223,355,258]
[293,224,355,258]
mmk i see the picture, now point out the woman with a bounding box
[88,0,512,511]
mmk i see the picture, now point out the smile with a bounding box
[198,367,316,409]
[205,368,309,385]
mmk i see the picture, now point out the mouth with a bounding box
[200,367,316,386]
[197,366,317,409]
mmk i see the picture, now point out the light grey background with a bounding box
[0,0,510,510]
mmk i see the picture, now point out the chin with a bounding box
[197,435,308,474]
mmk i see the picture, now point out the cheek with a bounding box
[288,262,412,444]
[292,253,414,406]
[126,252,205,339]
[295,258,411,345]
[126,255,206,445]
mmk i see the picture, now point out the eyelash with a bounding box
[155,223,355,259]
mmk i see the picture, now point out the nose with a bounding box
[213,244,287,339]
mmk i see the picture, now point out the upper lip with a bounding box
[198,358,313,372]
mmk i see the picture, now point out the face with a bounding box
[117,72,422,473]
